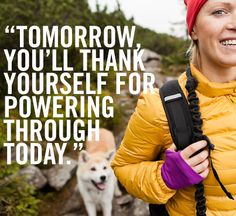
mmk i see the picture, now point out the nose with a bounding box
[100,175,106,181]
[226,12,236,31]
[226,22,236,31]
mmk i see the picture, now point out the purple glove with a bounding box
[161,150,204,190]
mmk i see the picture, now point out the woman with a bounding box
[111,0,236,215]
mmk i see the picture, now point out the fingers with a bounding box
[180,140,207,159]
[187,149,209,167]
[192,158,209,174]
[199,167,210,179]
[179,140,210,179]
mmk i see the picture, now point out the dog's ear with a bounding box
[106,150,115,161]
[79,150,90,163]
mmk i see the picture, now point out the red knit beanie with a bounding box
[184,0,208,35]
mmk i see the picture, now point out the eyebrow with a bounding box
[210,1,232,7]
[206,1,233,10]
[220,2,232,6]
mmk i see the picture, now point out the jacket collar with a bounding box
[190,63,236,97]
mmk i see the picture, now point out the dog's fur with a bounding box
[76,128,121,216]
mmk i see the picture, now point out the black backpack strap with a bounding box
[159,80,194,150]
[149,204,169,216]
[149,80,194,216]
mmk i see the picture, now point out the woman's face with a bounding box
[192,0,236,68]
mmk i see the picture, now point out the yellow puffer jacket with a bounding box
[111,64,236,216]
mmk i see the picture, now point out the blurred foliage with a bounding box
[0,161,40,216]
[0,118,39,215]
[0,121,7,151]
[134,26,189,73]
[0,0,188,215]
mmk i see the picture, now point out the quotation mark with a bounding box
[73,143,83,151]
[5,26,15,34]
[46,49,50,57]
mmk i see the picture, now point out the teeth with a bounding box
[221,40,236,46]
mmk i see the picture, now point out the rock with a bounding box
[113,201,130,216]
[61,214,83,216]
[141,49,162,63]
[119,89,128,97]
[112,194,134,216]
[60,188,84,216]
[18,165,47,189]
[125,110,134,117]
[139,49,164,89]
[154,73,167,88]
[142,49,162,71]
[165,76,177,82]
[43,156,77,191]
[132,199,150,216]
[116,194,133,206]
[119,97,132,107]
[144,60,161,70]
[115,130,125,148]
[11,146,30,163]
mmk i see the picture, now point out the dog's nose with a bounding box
[100,175,106,181]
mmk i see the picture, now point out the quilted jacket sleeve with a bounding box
[111,89,176,204]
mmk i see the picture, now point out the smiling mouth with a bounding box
[91,180,106,191]
[220,39,236,46]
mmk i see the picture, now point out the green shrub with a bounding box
[0,162,40,216]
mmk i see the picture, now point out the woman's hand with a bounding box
[161,140,210,190]
[180,140,209,178]
[168,140,210,178]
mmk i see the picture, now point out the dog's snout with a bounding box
[100,175,106,181]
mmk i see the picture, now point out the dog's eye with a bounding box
[91,167,96,171]
[103,166,107,170]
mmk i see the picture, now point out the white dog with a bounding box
[76,128,122,216]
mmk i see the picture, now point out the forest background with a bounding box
[0,0,189,215]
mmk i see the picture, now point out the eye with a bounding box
[103,166,107,170]
[91,167,96,171]
[212,9,227,15]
